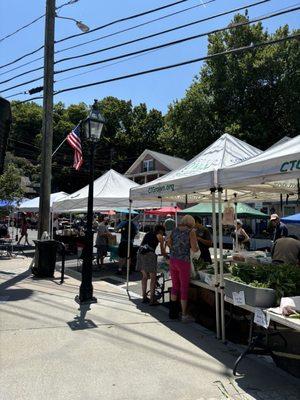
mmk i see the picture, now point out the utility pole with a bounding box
[38,0,56,238]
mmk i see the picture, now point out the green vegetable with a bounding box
[289,313,300,319]
[230,263,300,304]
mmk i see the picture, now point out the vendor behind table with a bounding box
[194,216,212,264]
[271,236,300,266]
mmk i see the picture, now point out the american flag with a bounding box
[67,124,83,171]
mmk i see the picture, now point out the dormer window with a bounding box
[143,159,154,172]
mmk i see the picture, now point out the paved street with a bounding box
[1,256,300,400]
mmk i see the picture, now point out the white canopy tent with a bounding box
[52,169,168,213]
[212,134,300,341]
[19,192,68,212]
[218,135,300,188]
[130,133,261,201]
[130,133,265,339]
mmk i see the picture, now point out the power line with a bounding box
[56,49,160,83]
[0,14,45,44]
[0,66,44,86]
[53,34,300,96]
[5,90,28,99]
[0,45,44,71]
[55,0,270,65]
[12,32,297,103]
[0,1,79,66]
[2,4,295,93]
[56,0,202,43]
[1,76,44,94]
[0,0,212,75]
[55,0,216,55]
[45,7,300,78]
[0,55,43,78]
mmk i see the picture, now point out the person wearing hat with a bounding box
[270,214,288,242]
[164,214,175,237]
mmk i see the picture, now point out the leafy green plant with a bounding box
[192,258,209,271]
[230,263,300,303]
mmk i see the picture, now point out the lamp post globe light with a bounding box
[76,100,106,304]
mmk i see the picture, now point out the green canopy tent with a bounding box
[180,202,268,219]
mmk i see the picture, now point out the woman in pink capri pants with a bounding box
[167,215,199,322]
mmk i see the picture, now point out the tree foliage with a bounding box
[159,14,300,157]
[9,98,164,193]
[0,164,24,203]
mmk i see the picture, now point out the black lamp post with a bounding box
[76,99,106,304]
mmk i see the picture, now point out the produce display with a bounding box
[229,263,300,303]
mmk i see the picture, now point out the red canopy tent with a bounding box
[100,210,116,215]
[144,206,182,215]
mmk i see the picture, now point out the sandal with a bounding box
[142,297,150,304]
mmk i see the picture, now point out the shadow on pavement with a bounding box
[0,268,32,290]
[130,298,300,400]
[0,288,34,301]
[67,303,98,331]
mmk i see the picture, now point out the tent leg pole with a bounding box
[234,193,238,251]
[51,211,54,239]
[211,188,220,340]
[218,188,225,343]
[126,200,132,294]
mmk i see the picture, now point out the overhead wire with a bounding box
[55,0,271,65]
[53,34,300,96]
[14,33,299,104]
[0,0,80,68]
[55,7,300,76]
[2,4,298,94]
[56,49,160,83]
[0,45,44,71]
[0,14,45,43]
[0,0,206,71]
[0,0,216,77]
[56,0,207,43]
[55,0,217,55]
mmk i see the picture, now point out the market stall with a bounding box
[281,213,300,224]
[130,133,299,341]
[52,169,165,212]
[130,133,263,338]
[19,192,68,212]
[215,135,300,341]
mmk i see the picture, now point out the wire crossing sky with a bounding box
[0,0,299,113]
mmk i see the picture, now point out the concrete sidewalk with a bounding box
[0,257,299,400]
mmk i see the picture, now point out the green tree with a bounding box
[0,164,24,203]
[160,14,300,156]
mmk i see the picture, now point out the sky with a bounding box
[0,0,299,114]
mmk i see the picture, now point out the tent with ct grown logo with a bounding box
[218,135,300,188]
[130,133,263,340]
[130,133,261,200]
[130,133,299,342]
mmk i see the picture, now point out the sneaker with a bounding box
[181,314,195,323]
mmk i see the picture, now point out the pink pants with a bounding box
[170,258,191,301]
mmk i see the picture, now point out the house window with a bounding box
[143,159,154,172]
